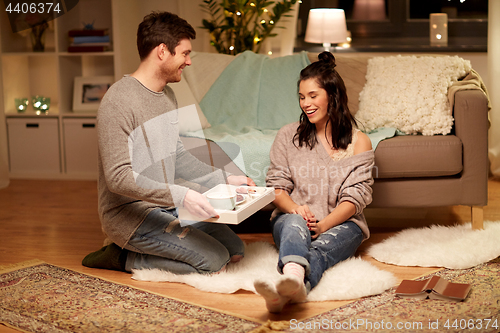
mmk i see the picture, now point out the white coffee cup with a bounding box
[206,191,237,210]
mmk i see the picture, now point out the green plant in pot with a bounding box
[200,0,298,55]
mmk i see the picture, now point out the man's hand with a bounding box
[227,175,256,187]
[183,189,219,220]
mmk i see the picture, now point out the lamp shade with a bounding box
[305,8,348,45]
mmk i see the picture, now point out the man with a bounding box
[83,12,254,274]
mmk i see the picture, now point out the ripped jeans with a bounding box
[271,213,363,292]
[125,208,245,274]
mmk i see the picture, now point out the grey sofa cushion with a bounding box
[374,135,463,178]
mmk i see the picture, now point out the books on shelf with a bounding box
[68,29,109,37]
[67,45,110,53]
[70,35,110,44]
[67,29,111,52]
[395,276,471,302]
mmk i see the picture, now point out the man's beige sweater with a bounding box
[266,122,374,239]
[97,76,226,249]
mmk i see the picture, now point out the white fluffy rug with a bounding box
[132,241,397,302]
[368,221,500,269]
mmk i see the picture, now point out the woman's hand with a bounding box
[290,204,316,223]
[227,175,256,187]
[307,202,357,239]
[307,220,327,239]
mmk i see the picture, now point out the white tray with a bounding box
[178,184,275,224]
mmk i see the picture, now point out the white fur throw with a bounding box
[132,242,397,302]
[356,55,472,135]
[368,221,500,269]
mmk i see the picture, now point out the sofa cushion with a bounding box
[182,51,236,102]
[168,75,211,135]
[374,135,463,178]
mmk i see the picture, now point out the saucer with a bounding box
[236,194,247,205]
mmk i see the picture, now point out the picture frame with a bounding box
[73,76,114,112]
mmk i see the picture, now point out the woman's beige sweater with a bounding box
[266,122,374,239]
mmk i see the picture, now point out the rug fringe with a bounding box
[248,320,290,332]
[0,321,33,333]
[0,259,45,274]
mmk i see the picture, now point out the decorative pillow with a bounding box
[168,75,211,135]
[330,53,370,115]
[356,55,471,135]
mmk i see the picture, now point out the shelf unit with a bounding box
[0,0,198,180]
[0,0,117,179]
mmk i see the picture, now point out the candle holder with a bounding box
[31,95,51,113]
[430,13,448,47]
[15,98,29,112]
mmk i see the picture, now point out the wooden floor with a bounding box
[1,179,499,331]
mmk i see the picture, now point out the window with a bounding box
[408,0,488,20]
[297,0,487,50]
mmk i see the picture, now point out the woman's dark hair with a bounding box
[137,11,196,61]
[293,51,357,150]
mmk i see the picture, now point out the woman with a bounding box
[254,51,374,312]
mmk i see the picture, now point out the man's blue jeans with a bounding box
[271,213,363,292]
[125,208,245,274]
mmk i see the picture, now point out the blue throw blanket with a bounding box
[185,51,311,186]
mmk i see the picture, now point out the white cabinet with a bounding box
[7,117,61,177]
[63,118,98,176]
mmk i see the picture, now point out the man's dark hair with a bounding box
[137,11,196,60]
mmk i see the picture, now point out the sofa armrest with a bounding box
[453,89,489,206]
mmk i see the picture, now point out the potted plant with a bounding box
[200,0,298,55]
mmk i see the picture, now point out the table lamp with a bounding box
[305,8,348,51]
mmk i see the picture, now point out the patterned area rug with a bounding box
[0,260,260,333]
[282,257,500,333]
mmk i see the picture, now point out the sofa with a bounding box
[170,51,489,230]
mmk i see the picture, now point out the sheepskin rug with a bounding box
[132,241,397,302]
[356,55,472,135]
[368,221,500,269]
